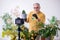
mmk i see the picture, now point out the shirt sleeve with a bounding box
[26,12,31,23]
[40,14,45,23]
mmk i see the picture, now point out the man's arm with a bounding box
[25,13,31,23]
[37,14,45,23]
[40,14,45,23]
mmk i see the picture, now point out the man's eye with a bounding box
[34,7,39,9]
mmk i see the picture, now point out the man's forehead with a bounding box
[33,5,39,6]
[33,3,40,7]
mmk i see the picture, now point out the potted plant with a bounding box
[2,13,18,40]
[20,10,27,19]
[37,16,60,40]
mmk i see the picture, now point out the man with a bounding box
[26,3,45,32]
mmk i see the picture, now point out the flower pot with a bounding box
[20,14,27,19]
[45,37,51,40]
[41,37,45,40]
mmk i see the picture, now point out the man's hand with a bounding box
[33,14,38,19]
[32,14,40,22]
[25,18,27,21]
[37,19,40,21]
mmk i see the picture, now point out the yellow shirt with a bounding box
[27,11,45,32]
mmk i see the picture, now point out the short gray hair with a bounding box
[33,3,40,6]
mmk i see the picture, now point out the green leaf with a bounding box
[22,10,26,14]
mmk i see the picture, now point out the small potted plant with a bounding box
[20,10,27,19]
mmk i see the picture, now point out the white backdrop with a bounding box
[0,0,60,40]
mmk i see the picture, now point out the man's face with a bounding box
[33,4,40,12]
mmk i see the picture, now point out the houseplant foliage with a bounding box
[38,16,60,40]
[1,13,29,40]
[1,13,60,40]
[20,10,27,19]
[1,13,18,40]
[20,25,29,40]
[22,10,26,14]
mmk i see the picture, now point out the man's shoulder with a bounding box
[39,11,45,16]
[28,11,34,15]
[29,11,34,14]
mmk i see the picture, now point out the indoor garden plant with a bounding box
[1,13,60,40]
[37,16,60,40]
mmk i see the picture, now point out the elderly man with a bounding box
[26,3,45,32]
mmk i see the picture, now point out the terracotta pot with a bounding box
[20,14,27,19]
[45,37,51,40]
[41,37,45,40]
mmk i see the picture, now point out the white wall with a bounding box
[0,0,60,23]
[0,0,60,39]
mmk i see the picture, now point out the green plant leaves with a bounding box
[22,10,26,14]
